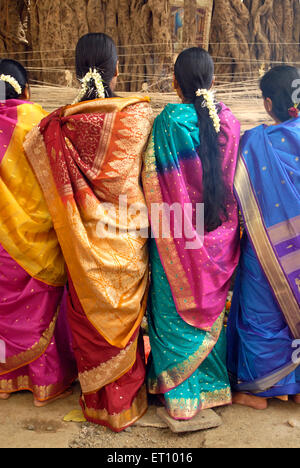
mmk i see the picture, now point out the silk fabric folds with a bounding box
[0,100,76,401]
[228,117,300,397]
[142,103,241,419]
[24,97,153,431]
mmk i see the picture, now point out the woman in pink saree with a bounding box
[0,59,77,405]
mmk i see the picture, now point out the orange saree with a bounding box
[24,96,153,431]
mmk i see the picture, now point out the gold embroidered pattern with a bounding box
[0,374,73,402]
[165,387,232,419]
[166,397,199,420]
[200,387,232,410]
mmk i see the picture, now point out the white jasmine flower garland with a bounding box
[195,88,221,133]
[0,74,22,96]
[73,68,105,104]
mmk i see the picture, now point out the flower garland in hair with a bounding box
[195,88,220,133]
[73,68,105,104]
[0,74,22,96]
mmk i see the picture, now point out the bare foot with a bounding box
[34,389,73,407]
[292,395,300,404]
[0,393,11,400]
[232,392,268,410]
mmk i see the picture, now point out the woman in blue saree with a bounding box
[227,66,300,409]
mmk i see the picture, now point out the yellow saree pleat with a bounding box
[0,103,66,286]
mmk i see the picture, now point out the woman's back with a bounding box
[143,99,241,331]
[25,95,152,347]
[0,59,76,406]
[24,33,153,432]
[227,65,300,410]
[143,47,241,421]
[0,99,65,285]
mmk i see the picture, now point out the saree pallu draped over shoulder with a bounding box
[142,103,241,419]
[227,117,300,397]
[0,100,76,401]
[24,96,153,431]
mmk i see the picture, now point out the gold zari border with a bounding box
[81,384,148,431]
[148,312,225,394]
[142,135,197,319]
[234,156,300,338]
[0,374,71,401]
[0,309,58,375]
[165,387,232,419]
[79,338,138,394]
[200,387,232,411]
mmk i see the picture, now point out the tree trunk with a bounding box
[210,0,300,82]
[0,0,299,88]
[0,0,28,59]
[183,0,198,46]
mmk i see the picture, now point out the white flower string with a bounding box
[195,88,221,133]
[73,68,105,104]
[0,74,22,96]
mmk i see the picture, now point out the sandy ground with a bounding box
[1,382,300,448]
[0,89,291,449]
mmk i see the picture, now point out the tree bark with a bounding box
[182,0,198,46]
[210,0,300,82]
[0,0,299,88]
[0,0,28,59]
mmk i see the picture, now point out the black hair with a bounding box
[260,66,300,122]
[75,33,118,101]
[174,47,227,232]
[0,59,28,99]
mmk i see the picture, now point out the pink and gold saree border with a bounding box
[148,312,225,395]
[0,308,58,376]
[0,373,74,402]
[80,384,148,433]
[142,135,197,322]
[234,155,300,338]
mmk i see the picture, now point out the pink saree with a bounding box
[0,100,77,401]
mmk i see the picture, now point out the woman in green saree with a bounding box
[142,48,241,420]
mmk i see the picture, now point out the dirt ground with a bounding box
[0,89,293,449]
[1,382,300,448]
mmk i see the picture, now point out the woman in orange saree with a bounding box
[24,34,153,432]
[0,60,77,405]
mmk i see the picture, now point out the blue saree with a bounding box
[227,117,300,397]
